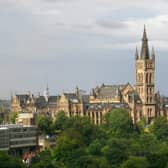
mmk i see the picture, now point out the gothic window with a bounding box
[147,88,149,94]
[147,108,150,116]
[149,73,152,83]
[147,97,149,103]
[150,108,152,116]
[146,73,148,83]
[150,97,152,103]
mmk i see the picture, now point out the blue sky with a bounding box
[0,0,168,98]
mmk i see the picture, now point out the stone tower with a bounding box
[135,26,156,123]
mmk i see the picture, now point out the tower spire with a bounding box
[140,25,150,59]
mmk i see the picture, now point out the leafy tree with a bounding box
[52,128,85,168]
[9,111,18,123]
[88,139,102,155]
[78,155,109,168]
[104,109,133,137]
[102,138,128,166]
[120,156,149,168]
[53,111,69,131]
[147,142,168,168]
[37,114,53,135]
[68,116,98,145]
[136,133,158,156]
[0,151,25,168]
[150,116,168,140]
[136,117,146,133]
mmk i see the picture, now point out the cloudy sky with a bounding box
[0,0,168,99]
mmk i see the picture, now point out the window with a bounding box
[149,73,152,83]
[146,73,148,83]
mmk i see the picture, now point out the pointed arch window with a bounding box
[146,73,148,83]
[149,73,152,83]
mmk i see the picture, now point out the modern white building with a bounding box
[0,124,38,155]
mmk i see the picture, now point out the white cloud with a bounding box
[0,0,168,98]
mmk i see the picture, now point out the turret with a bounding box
[135,47,139,60]
[151,47,155,60]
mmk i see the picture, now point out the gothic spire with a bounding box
[140,25,150,59]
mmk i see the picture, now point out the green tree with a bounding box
[9,111,18,123]
[120,156,149,168]
[52,128,85,168]
[0,151,25,168]
[68,116,98,145]
[102,138,128,166]
[31,150,65,168]
[88,139,102,155]
[147,142,168,168]
[53,111,69,131]
[150,116,168,140]
[136,133,158,156]
[37,114,53,135]
[104,109,133,137]
[78,155,109,168]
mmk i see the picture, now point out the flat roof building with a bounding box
[0,124,38,155]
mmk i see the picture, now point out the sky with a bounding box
[0,0,168,99]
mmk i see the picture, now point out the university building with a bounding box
[11,28,168,124]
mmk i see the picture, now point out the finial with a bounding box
[135,46,139,60]
[75,85,79,96]
[151,46,155,60]
[144,24,146,32]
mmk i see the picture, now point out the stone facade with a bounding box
[10,28,168,125]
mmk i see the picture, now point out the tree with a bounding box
[102,138,128,166]
[136,133,158,156]
[37,114,53,135]
[52,128,85,168]
[31,150,65,168]
[120,156,149,168]
[147,142,168,168]
[88,139,102,155]
[0,151,25,168]
[104,109,133,137]
[53,111,69,131]
[68,116,97,145]
[9,111,18,123]
[78,155,109,168]
[150,116,168,140]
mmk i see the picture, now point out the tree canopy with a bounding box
[3,109,168,168]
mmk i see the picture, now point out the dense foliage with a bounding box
[0,151,25,168]
[3,109,168,168]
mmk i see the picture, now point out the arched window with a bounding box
[149,73,152,83]
[146,73,148,83]
[150,97,152,103]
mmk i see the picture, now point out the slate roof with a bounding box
[34,96,47,109]
[93,84,126,99]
